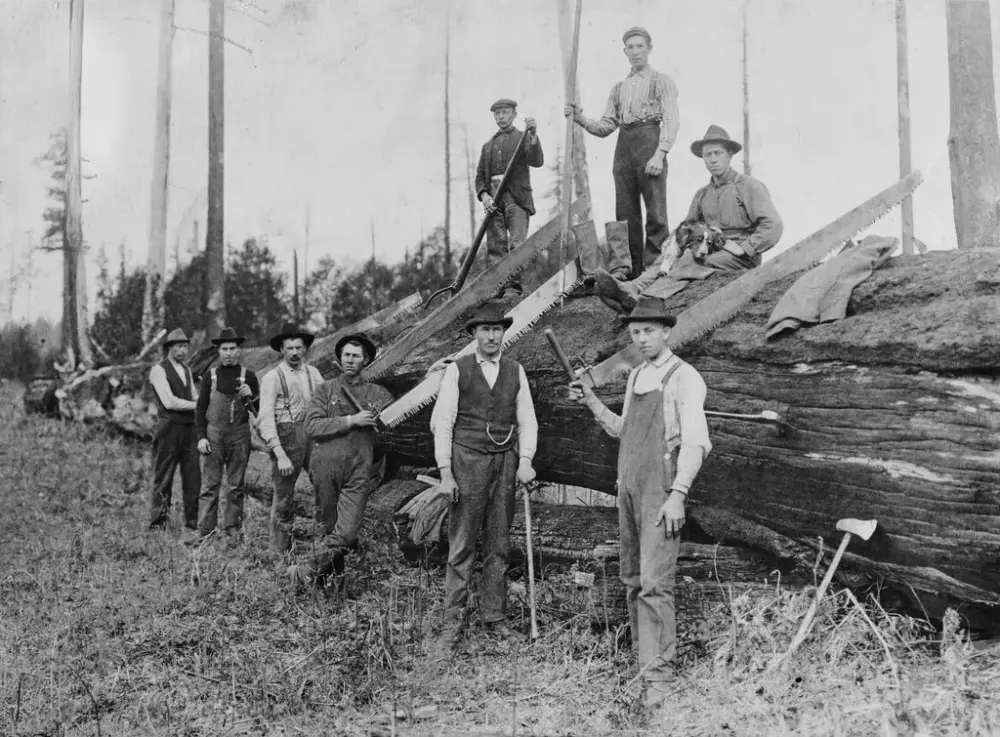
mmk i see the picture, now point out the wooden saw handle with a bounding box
[543,328,577,382]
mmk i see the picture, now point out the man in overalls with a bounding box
[304,332,393,573]
[568,296,712,717]
[258,323,323,553]
[194,327,260,541]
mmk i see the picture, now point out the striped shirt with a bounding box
[578,65,680,153]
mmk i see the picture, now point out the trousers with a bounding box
[149,419,200,530]
[613,123,669,279]
[197,427,251,535]
[310,431,375,549]
[269,421,311,552]
[485,184,530,266]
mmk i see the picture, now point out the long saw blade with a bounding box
[365,195,591,381]
[581,171,923,388]
[379,259,585,428]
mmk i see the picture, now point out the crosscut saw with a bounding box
[364,195,591,381]
[377,258,586,428]
[578,171,923,388]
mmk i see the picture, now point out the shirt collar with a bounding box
[710,168,739,187]
[627,64,654,78]
[475,349,502,365]
[282,360,306,373]
[493,126,518,139]
[645,348,675,368]
[168,357,188,374]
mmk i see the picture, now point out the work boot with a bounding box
[485,621,527,645]
[593,269,639,313]
[604,221,632,279]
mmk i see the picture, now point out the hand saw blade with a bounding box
[581,171,923,388]
[364,195,591,381]
[379,259,584,429]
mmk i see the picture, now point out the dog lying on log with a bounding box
[658,219,727,274]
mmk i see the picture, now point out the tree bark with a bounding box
[896,0,914,256]
[206,0,226,332]
[66,0,91,367]
[946,0,1000,249]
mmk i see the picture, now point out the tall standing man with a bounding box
[568,296,712,717]
[258,323,323,553]
[148,328,201,534]
[475,99,544,297]
[566,26,680,280]
[430,305,539,648]
[194,327,260,541]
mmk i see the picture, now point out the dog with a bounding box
[658,219,726,274]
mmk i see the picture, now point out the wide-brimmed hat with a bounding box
[162,328,190,348]
[269,322,315,352]
[210,326,245,347]
[464,305,513,334]
[335,332,378,364]
[690,125,743,157]
[490,98,517,112]
[621,296,677,327]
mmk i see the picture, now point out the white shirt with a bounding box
[258,361,323,451]
[149,358,198,412]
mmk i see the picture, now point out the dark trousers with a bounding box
[443,444,517,624]
[197,427,251,535]
[270,421,311,553]
[613,124,669,279]
[149,419,200,530]
[310,434,374,549]
[486,186,530,279]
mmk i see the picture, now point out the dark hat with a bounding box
[163,328,190,347]
[269,322,315,352]
[690,125,743,157]
[621,296,677,327]
[622,26,652,45]
[335,332,378,364]
[490,98,518,112]
[464,304,514,334]
[210,326,245,347]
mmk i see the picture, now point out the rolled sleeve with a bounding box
[579,86,620,138]
[668,369,712,494]
[430,362,460,470]
[589,369,633,439]
[257,370,282,451]
[149,364,196,412]
[742,179,783,257]
[657,74,680,153]
[515,366,538,462]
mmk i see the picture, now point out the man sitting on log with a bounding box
[568,296,712,717]
[258,323,324,554]
[148,328,201,537]
[193,327,260,542]
[431,305,539,648]
[303,332,393,576]
[593,125,783,312]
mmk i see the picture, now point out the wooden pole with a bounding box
[143,0,175,342]
[443,15,452,278]
[206,0,226,332]
[742,1,751,176]
[293,250,300,323]
[463,126,476,243]
[895,0,914,256]
[559,0,582,289]
[556,0,592,218]
[67,0,92,366]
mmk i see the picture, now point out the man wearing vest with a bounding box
[148,328,201,533]
[258,323,323,553]
[194,327,260,541]
[304,332,393,569]
[430,305,539,648]
[568,296,712,719]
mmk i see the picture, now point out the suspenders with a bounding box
[275,365,314,422]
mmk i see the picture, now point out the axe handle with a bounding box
[339,385,366,414]
[523,486,540,641]
[543,329,577,381]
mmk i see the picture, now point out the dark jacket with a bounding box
[475,126,544,216]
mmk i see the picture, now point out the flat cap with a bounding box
[490,98,517,112]
[622,26,652,45]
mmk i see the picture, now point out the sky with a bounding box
[1,0,999,324]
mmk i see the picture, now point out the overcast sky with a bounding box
[2,0,999,323]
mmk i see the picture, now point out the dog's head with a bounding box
[675,220,725,262]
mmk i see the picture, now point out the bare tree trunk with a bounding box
[443,18,452,277]
[206,0,226,332]
[946,0,1000,250]
[896,0,914,255]
[556,0,591,219]
[67,0,91,366]
[463,126,476,243]
[742,1,751,176]
[293,250,300,323]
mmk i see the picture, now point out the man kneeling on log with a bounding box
[594,125,783,312]
[431,305,539,648]
[568,296,712,716]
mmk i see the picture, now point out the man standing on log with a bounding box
[568,296,711,717]
[303,332,393,574]
[148,328,201,535]
[194,327,260,542]
[475,99,543,298]
[259,323,323,553]
[566,26,680,280]
[431,305,539,648]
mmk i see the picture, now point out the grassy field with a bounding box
[1,380,998,737]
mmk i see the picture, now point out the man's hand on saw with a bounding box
[655,491,687,538]
[480,193,496,215]
[350,410,378,428]
[438,468,459,504]
[517,458,536,486]
[426,356,455,376]
[567,380,596,405]
[238,383,253,399]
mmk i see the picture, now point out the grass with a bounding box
[1,379,998,737]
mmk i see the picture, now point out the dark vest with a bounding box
[153,359,195,424]
[452,354,520,454]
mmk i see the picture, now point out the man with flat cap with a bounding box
[194,326,260,541]
[259,322,324,553]
[475,98,544,297]
[148,328,201,533]
[304,332,393,571]
[566,26,680,281]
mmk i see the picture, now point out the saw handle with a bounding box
[543,329,577,381]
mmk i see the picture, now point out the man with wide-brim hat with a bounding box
[303,332,393,578]
[258,322,324,552]
[148,328,201,535]
[429,304,538,649]
[193,326,261,542]
[567,295,712,718]
[475,98,544,298]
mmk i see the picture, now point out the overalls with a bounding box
[270,367,314,553]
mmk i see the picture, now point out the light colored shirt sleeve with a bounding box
[149,364,196,412]
[516,366,538,462]
[740,178,784,257]
[578,84,621,138]
[657,74,680,153]
[668,367,712,494]
[430,362,461,470]
[588,369,636,438]
[257,369,282,452]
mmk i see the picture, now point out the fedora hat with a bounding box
[210,326,245,347]
[464,304,513,334]
[621,296,677,327]
[690,125,743,158]
[269,322,315,352]
[162,328,190,347]
[335,332,378,364]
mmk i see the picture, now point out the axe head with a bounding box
[836,518,878,541]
